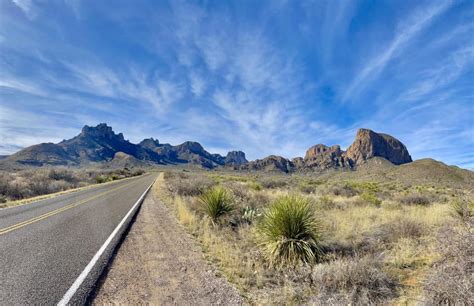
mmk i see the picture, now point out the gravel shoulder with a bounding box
[92,177,243,305]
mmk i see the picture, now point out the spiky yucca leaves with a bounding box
[198,186,233,223]
[257,195,323,267]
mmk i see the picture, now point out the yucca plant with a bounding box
[198,186,233,224]
[257,195,323,267]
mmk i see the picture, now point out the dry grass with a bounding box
[160,170,470,304]
[0,168,144,207]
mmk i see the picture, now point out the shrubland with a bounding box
[0,167,145,206]
[159,170,473,304]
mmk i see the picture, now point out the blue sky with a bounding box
[0,0,473,168]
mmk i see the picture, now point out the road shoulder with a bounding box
[91,178,243,305]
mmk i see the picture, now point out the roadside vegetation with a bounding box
[160,170,473,304]
[0,167,145,206]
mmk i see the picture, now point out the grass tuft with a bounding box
[198,186,234,223]
[257,195,323,267]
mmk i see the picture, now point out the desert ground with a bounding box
[88,161,472,305]
[1,162,472,305]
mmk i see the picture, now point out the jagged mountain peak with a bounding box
[80,123,124,141]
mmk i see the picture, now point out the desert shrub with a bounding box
[298,182,315,194]
[316,195,335,210]
[398,194,432,206]
[29,173,54,195]
[248,181,263,191]
[167,174,215,196]
[198,186,234,223]
[310,255,398,304]
[451,199,473,222]
[257,195,323,267]
[133,169,145,176]
[94,175,109,184]
[360,219,426,252]
[422,222,473,304]
[360,192,381,206]
[330,184,359,197]
[257,176,288,189]
[224,182,251,201]
[248,192,271,210]
[48,169,77,183]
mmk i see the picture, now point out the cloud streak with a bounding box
[0,0,472,168]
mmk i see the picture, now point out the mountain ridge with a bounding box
[0,123,454,174]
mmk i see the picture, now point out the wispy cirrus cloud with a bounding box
[342,1,452,103]
[0,0,472,167]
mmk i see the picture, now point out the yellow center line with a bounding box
[0,177,146,236]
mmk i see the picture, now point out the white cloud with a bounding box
[189,73,206,97]
[157,79,184,105]
[12,0,36,19]
[342,1,452,103]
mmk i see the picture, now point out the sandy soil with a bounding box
[92,183,243,305]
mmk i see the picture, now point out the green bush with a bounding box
[198,186,234,223]
[361,192,381,206]
[95,175,109,184]
[248,181,263,191]
[257,195,323,267]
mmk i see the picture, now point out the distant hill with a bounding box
[321,157,474,190]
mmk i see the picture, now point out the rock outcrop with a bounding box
[304,144,351,169]
[240,155,294,173]
[344,128,412,166]
[225,151,248,166]
[244,128,412,173]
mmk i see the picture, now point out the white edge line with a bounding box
[57,178,156,305]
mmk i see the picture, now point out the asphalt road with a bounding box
[0,173,157,305]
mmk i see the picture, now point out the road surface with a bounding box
[0,173,157,305]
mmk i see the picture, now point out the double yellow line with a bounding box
[0,178,142,236]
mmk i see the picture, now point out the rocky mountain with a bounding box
[240,155,295,173]
[345,128,412,165]
[225,151,248,166]
[1,124,418,172]
[239,128,413,172]
[2,124,162,167]
[0,124,248,169]
[304,144,351,169]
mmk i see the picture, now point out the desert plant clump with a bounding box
[198,186,234,224]
[360,192,382,206]
[360,218,426,252]
[257,195,323,267]
[94,175,110,184]
[257,176,288,189]
[0,167,144,203]
[399,194,432,206]
[422,221,473,304]
[451,198,473,222]
[330,183,359,197]
[310,255,398,304]
[166,172,215,196]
